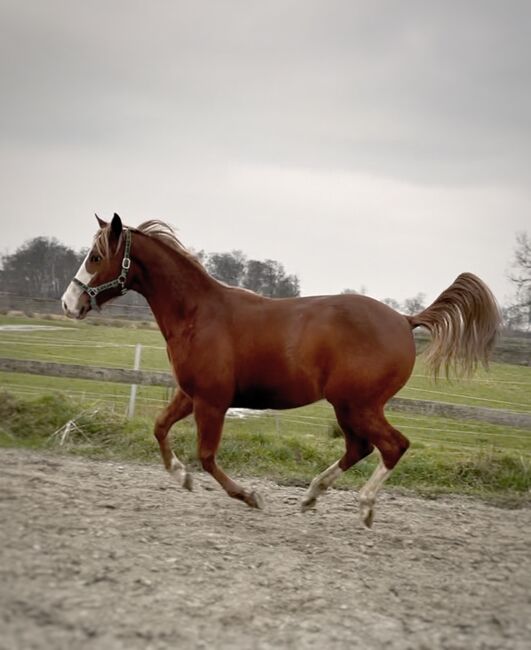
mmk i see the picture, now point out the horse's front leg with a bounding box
[194,399,264,509]
[154,389,194,490]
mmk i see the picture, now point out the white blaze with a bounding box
[61,253,94,317]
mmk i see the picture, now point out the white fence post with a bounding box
[127,343,142,419]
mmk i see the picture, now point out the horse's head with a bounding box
[61,213,132,319]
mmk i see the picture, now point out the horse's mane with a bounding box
[95,219,204,270]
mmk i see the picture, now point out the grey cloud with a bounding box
[1,0,530,185]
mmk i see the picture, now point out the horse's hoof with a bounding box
[183,472,193,491]
[246,490,264,509]
[360,504,374,529]
[301,496,316,512]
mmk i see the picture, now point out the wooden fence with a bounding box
[1,357,530,429]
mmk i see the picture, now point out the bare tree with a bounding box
[341,285,367,295]
[508,232,531,331]
[402,293,426,316]
[381,297,401,311]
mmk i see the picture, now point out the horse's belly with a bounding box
[231,381,320,410]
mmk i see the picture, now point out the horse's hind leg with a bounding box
[355,409,410,528]
[154,389,194,490]
[301,406,374,512]
[194,399,264,509]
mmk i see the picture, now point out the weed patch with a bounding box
[1,390,529,506]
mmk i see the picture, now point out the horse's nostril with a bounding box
[62,301,67,312]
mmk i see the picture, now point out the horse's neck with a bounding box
[134,236,219,339]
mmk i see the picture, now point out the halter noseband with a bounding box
[73,229,132,311]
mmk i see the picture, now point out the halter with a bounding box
[73,229,132,311]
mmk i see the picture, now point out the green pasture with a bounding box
[1,390,529,504]
[0,313,530,503]
[400,362,531,413]
[1,313,530,413]
[0,313,169,411]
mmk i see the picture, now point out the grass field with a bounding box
[1,313,530,503]
[1,313,530,413]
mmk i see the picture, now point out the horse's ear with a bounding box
[110,213,123,240]
[95,213,108,229]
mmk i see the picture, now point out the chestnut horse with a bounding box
[62,214,501,526]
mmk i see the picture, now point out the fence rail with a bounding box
[0,358,175,387]
[1,357,530,429]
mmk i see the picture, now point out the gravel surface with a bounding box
[1,448,530,650]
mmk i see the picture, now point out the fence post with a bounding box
[127,343,142,419]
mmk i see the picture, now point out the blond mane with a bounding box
[94,219,204,270]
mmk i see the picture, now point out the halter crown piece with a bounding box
[73,229,132,311]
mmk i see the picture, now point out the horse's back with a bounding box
[294,295,416,399]
[230,291,416,408]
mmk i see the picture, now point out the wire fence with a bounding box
[401,386,531,410]
[1,324,530,453]
[0,292,154,321]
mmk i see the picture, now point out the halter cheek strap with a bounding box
[73,229,132,311]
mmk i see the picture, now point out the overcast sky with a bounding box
[1,0,530,306]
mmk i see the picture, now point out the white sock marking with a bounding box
[303,460,343,504]
[169,453,185,475]
[359,460,392,502]
[358,456,393,526]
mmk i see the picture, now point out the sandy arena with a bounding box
[1,448,530,649]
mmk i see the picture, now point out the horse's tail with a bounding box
[407,272,502,379]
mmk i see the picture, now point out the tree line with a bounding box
[200,250,300,298]
[0,238,300,300]
[340,233,530,332]
[1,232,529,331]
[340,288,427,317]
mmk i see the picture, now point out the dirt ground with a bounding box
[1,449,530,650]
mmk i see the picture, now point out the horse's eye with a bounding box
[90,254,102,263]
